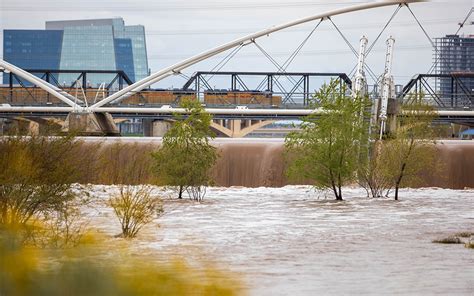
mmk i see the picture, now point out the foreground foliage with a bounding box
[0,228,241,296]
[152,99,218,201]
[285,80,370,200]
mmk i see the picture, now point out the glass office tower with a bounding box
[3,30,64,84]
[2,18,148,86]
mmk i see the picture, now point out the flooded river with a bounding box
[88,185,474,295]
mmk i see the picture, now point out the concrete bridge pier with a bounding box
[62,112,120,136]
[0,117,64,135]
[2,118,39,135]
[386,98,400,134]
[143,119,172,137]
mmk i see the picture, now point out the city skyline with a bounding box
[1,0,472,88]
[2,17,148,86]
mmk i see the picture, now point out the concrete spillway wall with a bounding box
[212,140,474,189]
[83,139,474,189]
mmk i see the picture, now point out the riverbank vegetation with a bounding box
[285,80,439,201]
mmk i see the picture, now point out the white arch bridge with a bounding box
[1,0,473,136]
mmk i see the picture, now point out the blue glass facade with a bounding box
[3,30,63,84]
[114,25,149,82]
[114,38,135,82]
[58,25,117,85]
[2,18,148,86]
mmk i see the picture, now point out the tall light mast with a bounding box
[379,36,395,139]
[352,36,369,98]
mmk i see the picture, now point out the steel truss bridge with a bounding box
[1,0,473,136]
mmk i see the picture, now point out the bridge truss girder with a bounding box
[182,71,352,107]
[399,73,474,109]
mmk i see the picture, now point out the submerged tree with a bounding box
[108,185,163,238]
[380,93,438,200]
[152,99,218,201]
[285,80,370,200]
[358,140,393,199]
[0,135,95,247]
[0,135,88,226]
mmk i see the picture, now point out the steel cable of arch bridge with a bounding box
[163,4,414,91]
[254,19,324,95]
[198,14,385,92]
[90,0,428,110]
[349,4,402,80]
[1,1,428,110]
[327,17,379,83]
[201,45,245,87]
[148,45,433,61]
[177,15,358,101]
[194,19,324,98]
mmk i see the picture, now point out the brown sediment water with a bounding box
[88,185,474,295]
[424,141,474,189]
[82,138,474,189]
[213,141,288,187]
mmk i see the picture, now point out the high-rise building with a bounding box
[434,34,474,107]
[2,17,148,86]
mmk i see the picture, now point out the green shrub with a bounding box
[108,185,164,238]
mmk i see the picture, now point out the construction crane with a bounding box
[455,7,473,35]
[378,36,396,139]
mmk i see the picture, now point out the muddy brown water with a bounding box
[88,185,474,295]
[77,138,474,294]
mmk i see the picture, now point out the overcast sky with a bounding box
[0,0,472,88]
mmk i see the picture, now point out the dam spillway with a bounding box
[80,138,474,189]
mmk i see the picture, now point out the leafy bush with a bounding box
[108,185,164,238]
